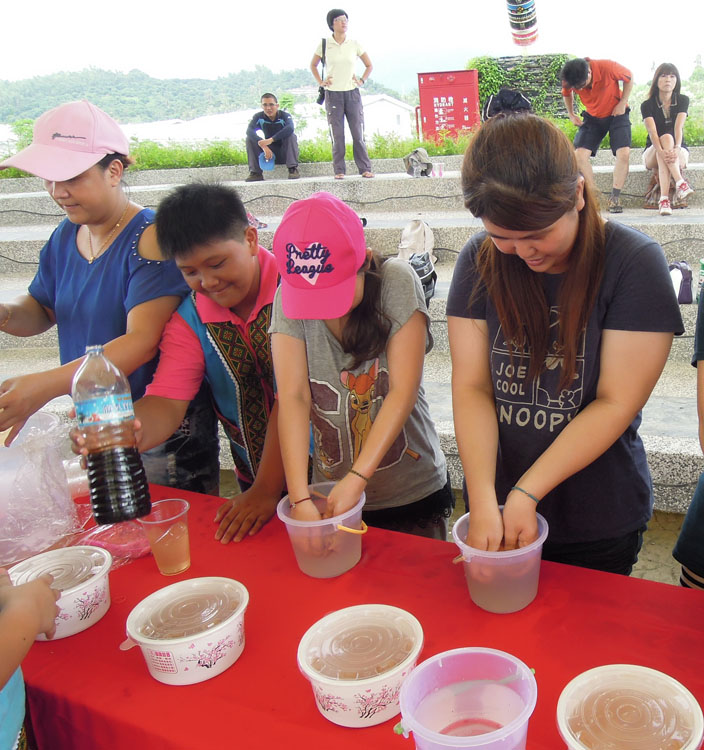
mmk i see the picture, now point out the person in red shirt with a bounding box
[561,58,633,213]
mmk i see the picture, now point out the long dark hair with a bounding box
[647,62,682,101]
[342,252,393,370]
[461,114,605,391]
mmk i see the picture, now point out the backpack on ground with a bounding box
[398,219,438,305]
[669,261,693,304]
[403,148,432,177]
[482,87,532,121]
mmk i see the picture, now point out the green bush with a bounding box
[130,140,247,170]
[466,56,507,104]
[1,109,702,180]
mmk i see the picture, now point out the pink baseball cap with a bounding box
[273,192,367,319]
[0,100,129,181]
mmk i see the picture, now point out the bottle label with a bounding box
[75,395,134,425]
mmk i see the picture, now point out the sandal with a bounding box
[334,174,345,180]
[361,172,375,178]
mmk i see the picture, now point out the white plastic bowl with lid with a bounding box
[557,664,704,750]
[297,603,424,728]
[9,545,112,639]
[125,576,249,686]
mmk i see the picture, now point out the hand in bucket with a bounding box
[290,495,332,558]
[324,474,365,519]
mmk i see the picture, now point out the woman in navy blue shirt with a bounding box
[0,100,219,493]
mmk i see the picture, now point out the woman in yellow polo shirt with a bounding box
[310,9,374,180]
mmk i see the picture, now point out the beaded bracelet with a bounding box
[289,497,312,510]
[511,485,540,504]
[348,468,369,482]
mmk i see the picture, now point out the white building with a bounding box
[120,94,415,145]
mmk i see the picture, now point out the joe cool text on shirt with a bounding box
[492,308,584,434]
[286,242,334,281]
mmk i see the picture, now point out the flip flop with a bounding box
[334,174,345,180]
[361,172,375,178]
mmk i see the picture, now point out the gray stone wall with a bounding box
[494,54,568,116]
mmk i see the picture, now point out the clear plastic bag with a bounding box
[59,521,151,570]
[0,412,82,567]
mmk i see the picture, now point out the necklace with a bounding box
[87,198,130,264]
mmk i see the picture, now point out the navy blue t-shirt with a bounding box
[29,209,189,400]
[245,109,295,143]
[446,221,684,543]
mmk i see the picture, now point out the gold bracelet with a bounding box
[349,468,369,482]
[0,305,11,330]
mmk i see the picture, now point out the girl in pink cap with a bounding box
[0,100,219,494]
[270,191,453,539]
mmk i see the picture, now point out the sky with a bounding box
[2,0,702,95]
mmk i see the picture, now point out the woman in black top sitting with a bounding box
[641,62,694,215]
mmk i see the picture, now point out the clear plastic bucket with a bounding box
[451,511,548,614]
[557,664,704,750]
[398,647,537,749]
[277,482,367,578]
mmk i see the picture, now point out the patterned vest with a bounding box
[177,292,275,484]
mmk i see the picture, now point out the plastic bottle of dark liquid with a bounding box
[71,345,151,524]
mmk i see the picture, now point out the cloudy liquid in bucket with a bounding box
[292,527,361,578]
[414,681,525,736]
[463,557,540,614]
[308,621,414,679]
[567,687,695,750]
[138,586,240,640]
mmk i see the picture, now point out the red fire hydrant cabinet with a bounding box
[416,69,480,141]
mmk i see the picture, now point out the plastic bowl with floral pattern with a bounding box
[124,577,249,686]
[297,604,424,728]
[9,545,112,640]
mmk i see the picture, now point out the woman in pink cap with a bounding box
[0,100,219,493]
[270,191,453,539]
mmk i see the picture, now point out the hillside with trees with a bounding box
[0,67,401,123]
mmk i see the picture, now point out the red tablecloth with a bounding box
[22,485,704,749]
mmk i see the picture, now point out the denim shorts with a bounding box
[541,525,646,576]
[574,109,632,156]
[673,471,704,578]
[362,474,455,540]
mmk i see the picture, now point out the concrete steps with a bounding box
[1,147,703,510]
[1,166,702,227]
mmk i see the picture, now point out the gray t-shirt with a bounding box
[271,258,447,510]
[446,221,684,544]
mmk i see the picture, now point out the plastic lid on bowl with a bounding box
[557,664,704,750]
[9,545,112,595]
[127,577,249,643]
[298,604,423,681]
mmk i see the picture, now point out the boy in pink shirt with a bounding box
[136,184,283,543]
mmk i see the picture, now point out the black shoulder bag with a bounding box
[316,38,327,105]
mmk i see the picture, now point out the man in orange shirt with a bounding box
[561,58,633,213]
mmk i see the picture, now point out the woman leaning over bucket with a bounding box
[446,114,683,575]
[270,192,452,539]
[0,100,219,493]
